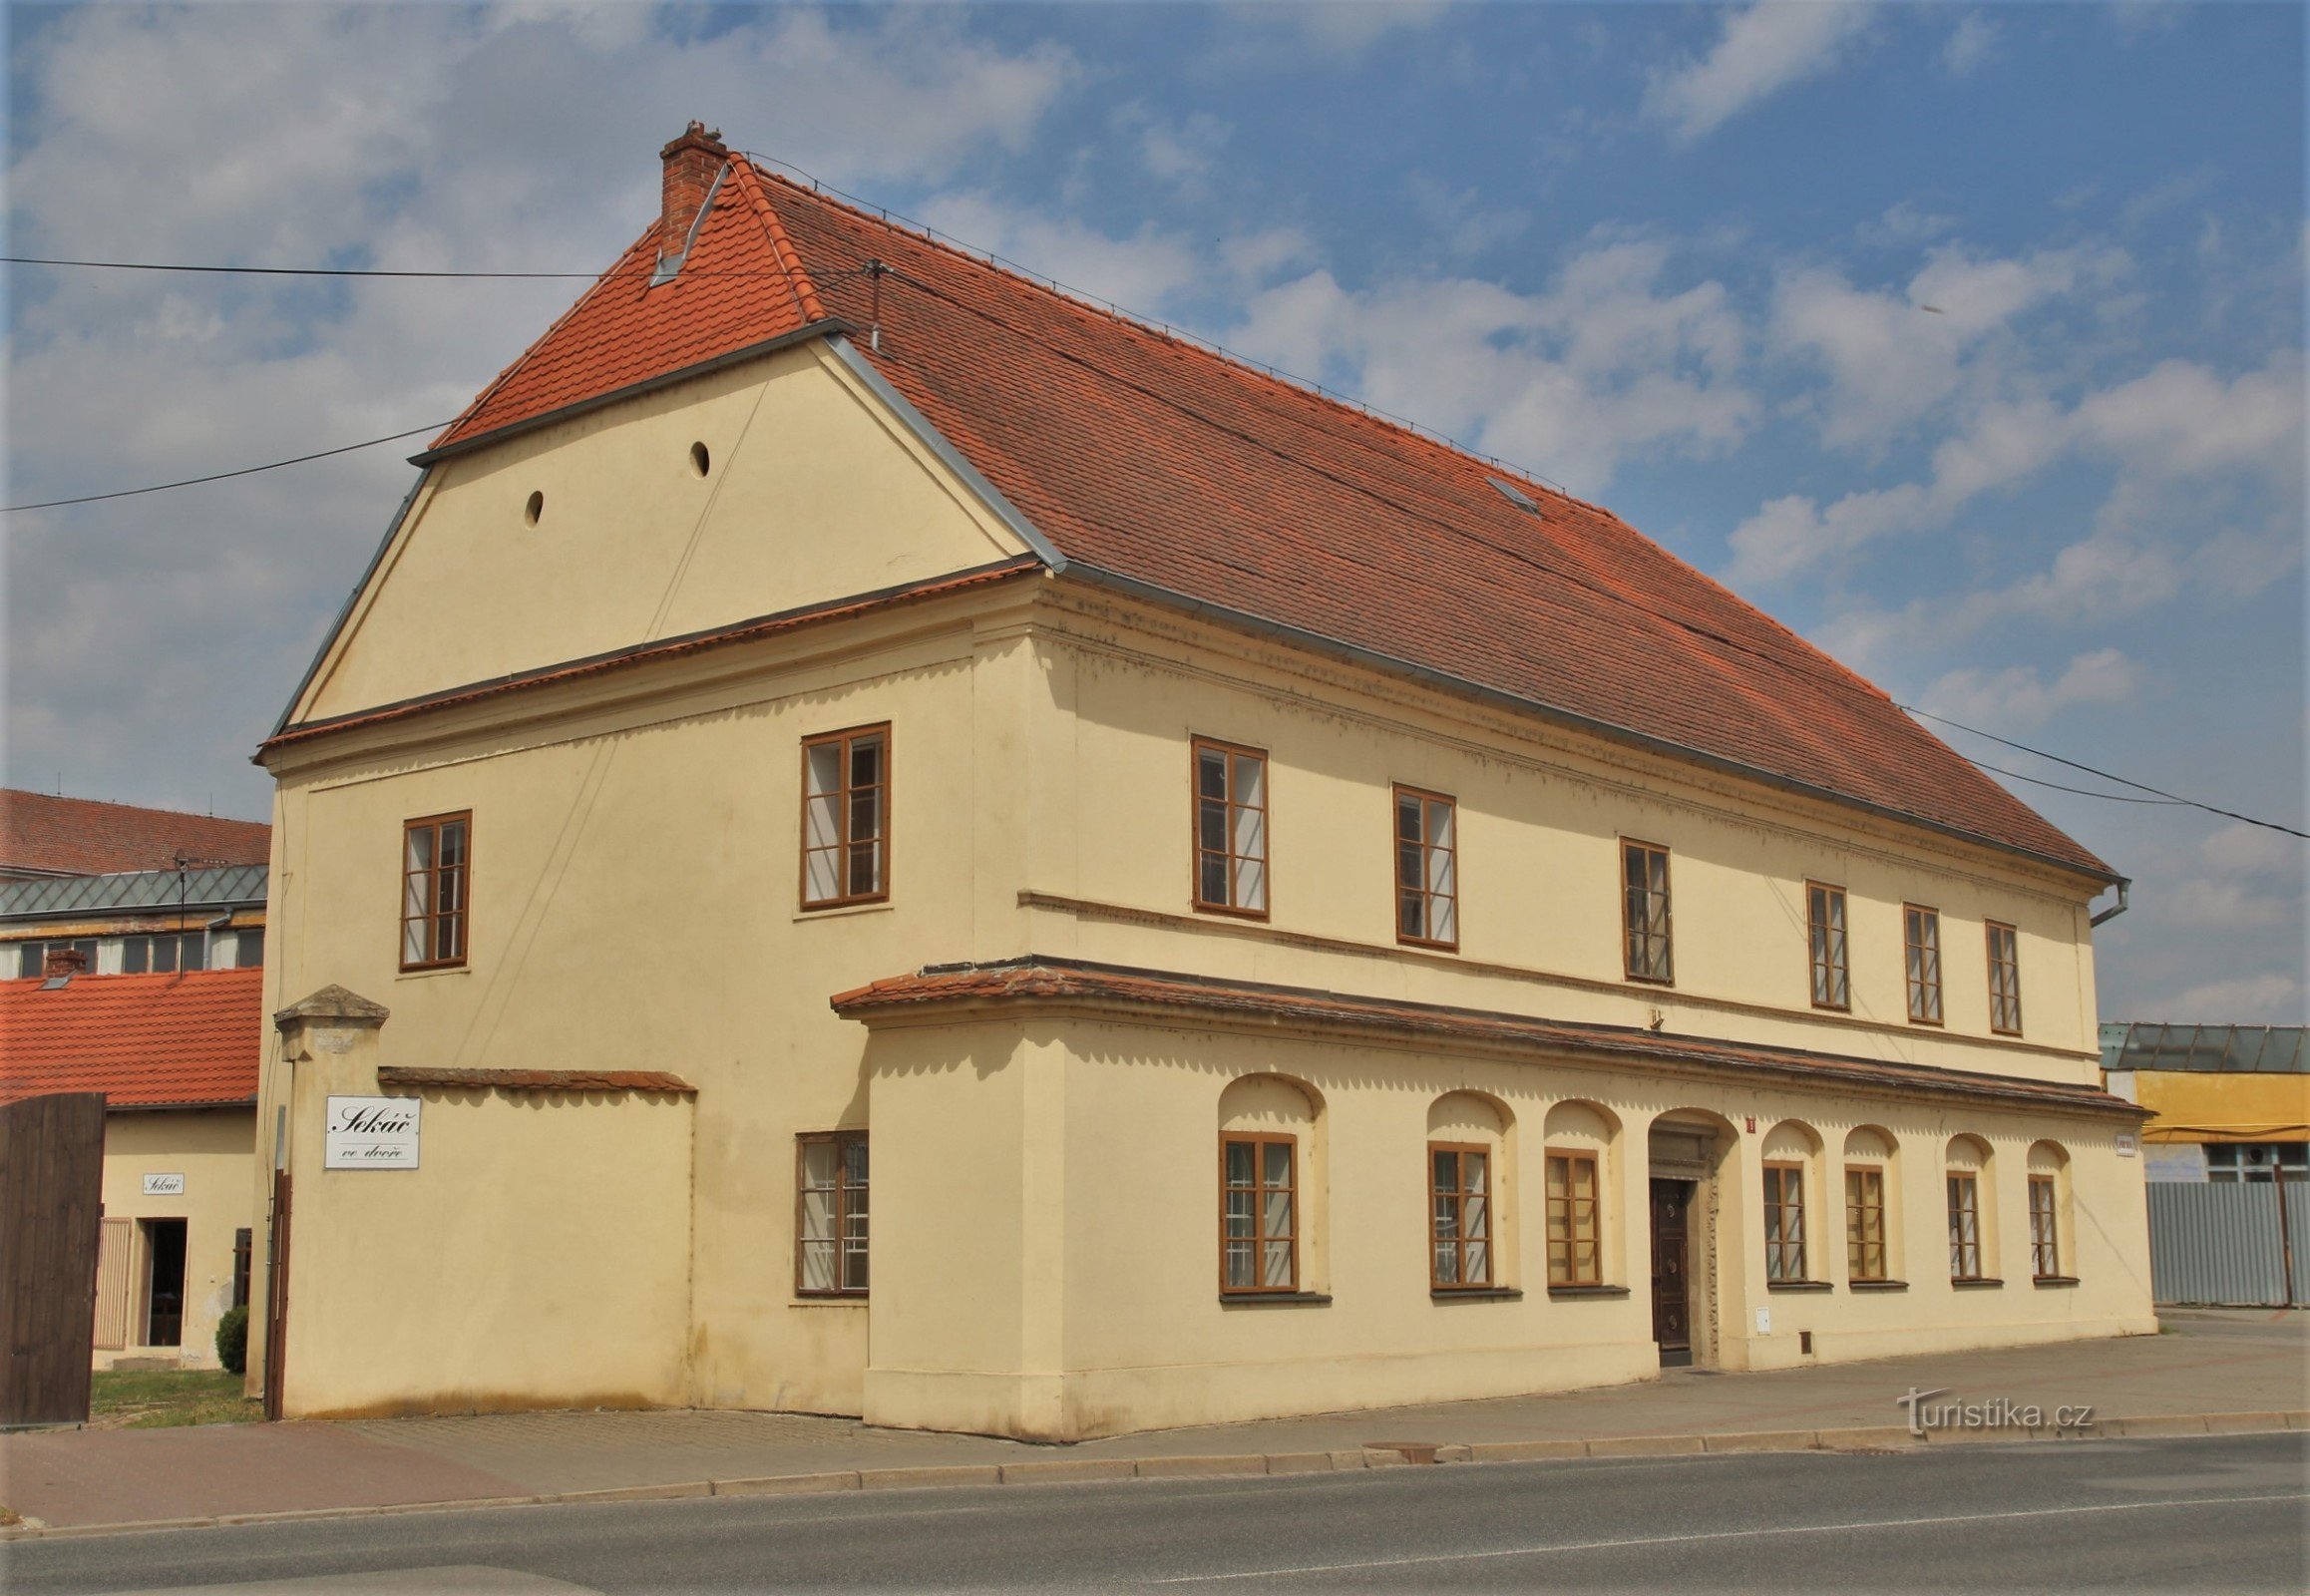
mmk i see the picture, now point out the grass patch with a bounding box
[91,1369,261,1429]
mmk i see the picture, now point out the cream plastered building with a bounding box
[247,128,2153,1437]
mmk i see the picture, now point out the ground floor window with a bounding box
[1221,1134,1298,1292]
[2028,1174,2061,1280]
[1845,1166,1888,1282]
[1429,1143,1491,1288]
[1545,1150,1602,1286]
[796,1131,869,1296]
[1762,1162,1807,1282]
[1947,1172,1983,1281]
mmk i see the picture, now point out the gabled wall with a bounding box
[295,341,1031,725]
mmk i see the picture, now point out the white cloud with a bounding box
[2,4,1081,813]
[1231,1,1451,56]
[1113,104,1233,187]
[1919,647,2145,733]
[1856,201,1957,248]
[1644,3,1875,144]
[1221,237,1755,494]
[1942,13,1999,75]
[912,193,1204,314]
[2147,973,2304,1023]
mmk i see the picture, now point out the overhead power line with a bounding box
[1902,704,2309,840]
[3,423,449,513]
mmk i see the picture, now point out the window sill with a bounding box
[1848,1279,1909,1293]
[1951,1277,2006,1290]
[793,899,894,923]
[1431,1287,1522,1303]
[1219,1291,1331,1308]
[1766,1280,1833,1294]
[790,1297,869,1309]
[2033,1275,2082,1289]
[395,964,471,982]
[1546,1284,1631,1300]
[1192,903,1272,924]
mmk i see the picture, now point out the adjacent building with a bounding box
[2100,1023,2309,1183]
[248,126,2154,1437]
[0,965,262,1369]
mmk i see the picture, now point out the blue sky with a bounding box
[5,2,2303,1019]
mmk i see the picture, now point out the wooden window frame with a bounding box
[1947,1170,1984,1282]
[794,1130,870,1298]
[1986,921,2023,1036]
[1621,839,1674,986]
[1545,1148,1604,1288]
[799,723,892,912]
[1219,1132,1299,1294]
[1903,904,1944,1026]
[399,811,472,972]
[1762,1161,1809,1283]
[2028,1174,2061,1280]
[1845,1164,1889,1283]
[1393,786,1459,952]
[1428,1141,1493,1290]
[1806,882,1850,1012]
[1192,737,1272,921]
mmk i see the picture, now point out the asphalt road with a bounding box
[7,1432,2304,1594]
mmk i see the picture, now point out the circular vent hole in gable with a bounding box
[524,490,544,527]
[689,441,711,477]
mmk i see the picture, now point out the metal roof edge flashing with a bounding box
[1055,564,2120,891]
[823,334,1067,575]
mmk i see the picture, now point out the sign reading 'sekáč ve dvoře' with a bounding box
[324,1095,421,1169]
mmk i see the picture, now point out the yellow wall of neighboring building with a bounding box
[2123,1070,2310,1143]
[97,1109,254,1370]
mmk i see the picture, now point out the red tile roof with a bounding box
[0,967,262,1109]
[376,1066,695,1094]
[412,153,2113,882]
[833,958,2142,1119]
[1,790,271,878]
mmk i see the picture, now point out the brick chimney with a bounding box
[43,946,88,980]
[658,122,727,270]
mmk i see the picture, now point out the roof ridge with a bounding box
[724,160,828,324]
[741,160,1618,515]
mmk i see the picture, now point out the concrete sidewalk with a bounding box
[5,1310,2302,1537]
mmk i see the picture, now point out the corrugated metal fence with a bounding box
[2147,1182,2310,1306]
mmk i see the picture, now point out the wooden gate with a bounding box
[0,1092,107,1427]
[262,1171,292,1420]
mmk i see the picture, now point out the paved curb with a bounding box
[4,1410,2301,1542]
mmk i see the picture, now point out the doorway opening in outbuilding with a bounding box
[140,1218,187,1348]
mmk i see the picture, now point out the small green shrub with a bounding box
[216,1304,249,1376]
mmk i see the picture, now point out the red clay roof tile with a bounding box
[1,790,270,878]
[0,967,262,1109]
[413,156,2113,882]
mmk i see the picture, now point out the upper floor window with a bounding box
[1986,922,2022,1035]
[1762,1162,1808,1283]
[1621,840,1673,985]
[801,725,889,910]
[1429,1143,1491,1289]
[1194,738,1269,918]
[1807,883,1849,1010]
[1394,786,1457,950]
[1221,1132,1297,1292]
[401,813,471,971]
[1903,905,1943,1024]
[796,1131,869,1296]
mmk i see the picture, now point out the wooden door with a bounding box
[262,1171,292,1420]
[93,1218,133,1351]
[1650,1178,1693,1368]
[0,1092,107,1426]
